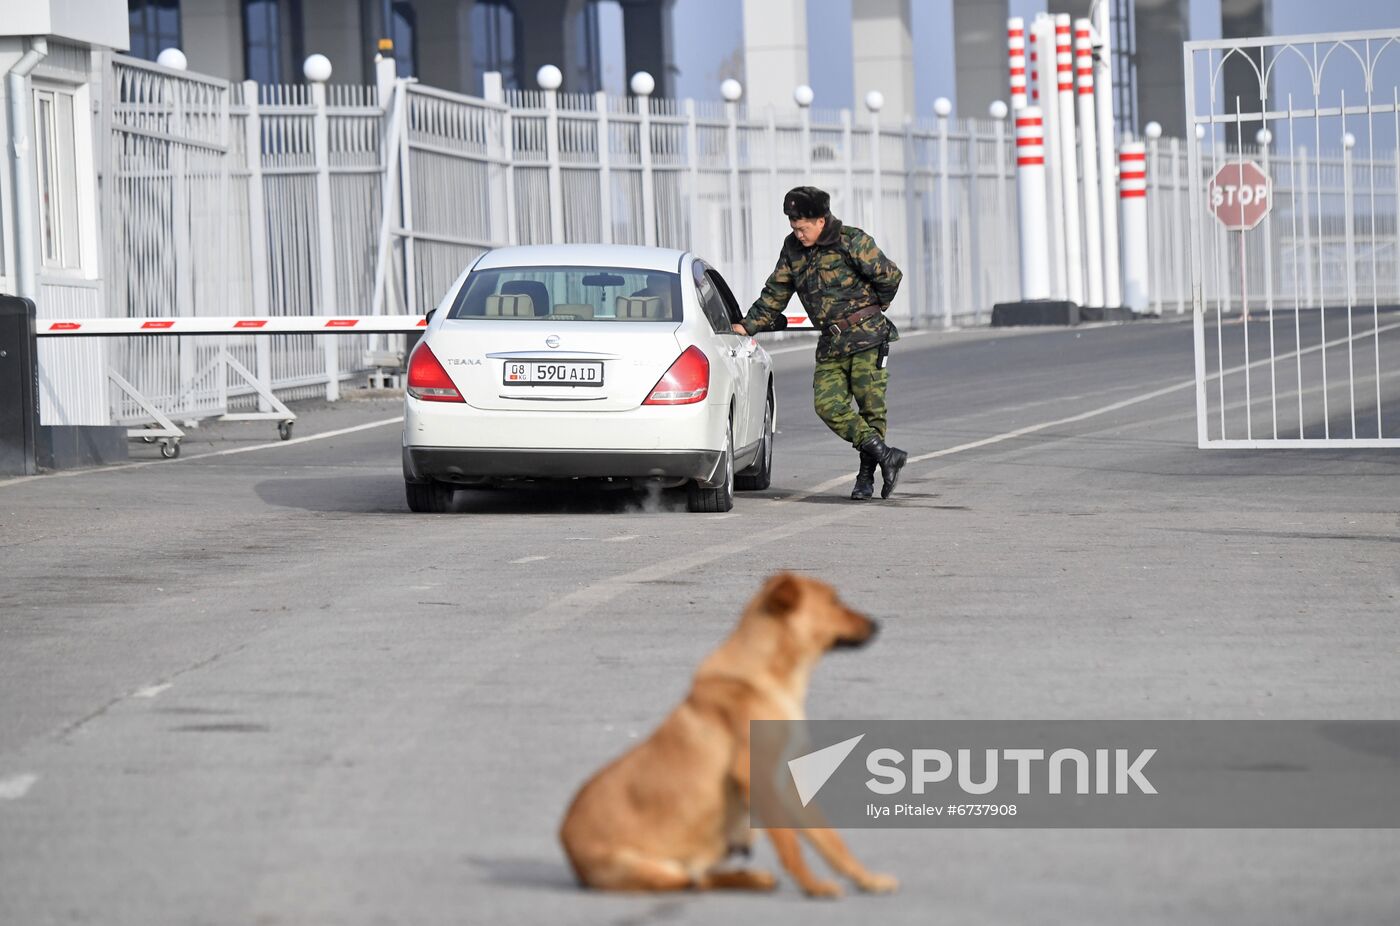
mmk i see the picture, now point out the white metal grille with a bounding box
[1185,30,1400,448]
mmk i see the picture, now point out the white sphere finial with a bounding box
[1342,131,1357,149]
[1194,124,1207,141]
[865,90,886,113]
[793,84,814,108]
[302,54,332,83]
[536,64,563,91]
[157,48,187,71]
[1255,127,1273,146]
[1144,121,1163,140]
[630,71,655,97]
[989,100,1008,120]
[720,78,743,103]
[933,96,953,118]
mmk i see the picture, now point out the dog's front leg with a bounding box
[798,829,899,894]
[764,828,843,898]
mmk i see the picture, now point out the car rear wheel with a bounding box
[687,420,735,513]
[736,388,774,491]
[405,479,456,513]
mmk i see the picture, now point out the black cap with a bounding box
[783,186,830,220]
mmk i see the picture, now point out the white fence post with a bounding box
[308,61,340,400]
[1094,1,1121,308]
[543,77,565,244]
[634,73,657,248]
[723,84,743,272]
[241,80,273,410]
[596,90,613,244]
[868,95,883,242]
[935,99,953,328]
[685,98,700,250]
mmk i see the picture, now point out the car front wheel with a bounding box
[735,388,774,491]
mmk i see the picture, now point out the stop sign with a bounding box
[1209,161,1272,231]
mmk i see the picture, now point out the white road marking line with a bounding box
[784,318,1400,497]
[0,416,405,490]
[0,774,38,800]
[132,683,172,699]
[510,555,550,564]
[604,534,639,542]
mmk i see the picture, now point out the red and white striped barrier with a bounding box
[1031,16,1065,299]
[1054,13,1084,307]
[1075,18,1105,309]
[35,315,429,337]
[1120,142,1149,312]
[1015,108,1051,300]
[1008,18,1028,111]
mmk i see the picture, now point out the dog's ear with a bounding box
[761,573,803,616]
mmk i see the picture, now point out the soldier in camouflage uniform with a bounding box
[731,186,909,499]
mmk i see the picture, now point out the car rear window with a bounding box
[448,267,684,322]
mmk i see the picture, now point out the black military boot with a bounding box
[858,433,908,499]
[849,450,877,501]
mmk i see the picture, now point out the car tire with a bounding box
[687,419,735,513]
[405,479,455,513]
[735,388,774,492]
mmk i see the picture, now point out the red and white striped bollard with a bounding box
[1075,18,1105,309]
[1054,13,1084,306]
[1119,141,1149,313]
[1015,108,1052,300]
[1008,17,1028,111]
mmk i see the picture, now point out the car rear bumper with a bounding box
[404,446,725,484]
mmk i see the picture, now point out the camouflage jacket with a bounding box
[741,219,901,360]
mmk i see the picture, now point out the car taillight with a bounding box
[407,342,464,402]
[644,345,709,405]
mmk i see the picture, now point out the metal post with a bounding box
[1075,20,1104,308]
[841,108,854,218]
[241,80,273,410]
[371,79,408,315]
[725,97,743,272]
[310,77,340,400]
[1298,143,1314,307]
[1094,2,1121,308]
[1054,14,1084,306]
[544,84,565,244]
[1032,16,1066,300]
[1015,108,1051,300]
[1119,142,1149,312]
[870,108,883,240]
[596,90,613,244]
[966,117,983,325]
[1008,17,1028,111]
[6,38,47,302]
[685,98,700,250]
[936,109,952,328]
[638,92,656,247]
[991,106,1009,305]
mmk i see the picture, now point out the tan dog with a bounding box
[559,572,897,898]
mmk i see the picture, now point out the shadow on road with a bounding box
[254,476,706,515]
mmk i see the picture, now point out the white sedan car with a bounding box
[402,244,776,513]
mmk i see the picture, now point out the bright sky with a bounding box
[671,0,1400,114]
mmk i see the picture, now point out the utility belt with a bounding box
[824,304,883,337]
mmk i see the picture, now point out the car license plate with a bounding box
[502,360,604,387]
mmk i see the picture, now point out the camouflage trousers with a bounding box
[812,345,888,448]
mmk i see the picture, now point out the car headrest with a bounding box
[484,294,537,317]
[501,280,550,315]
[615,296,667,320]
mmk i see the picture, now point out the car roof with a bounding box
[472,244,689,273]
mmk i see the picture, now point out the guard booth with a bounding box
[0,1,128,471]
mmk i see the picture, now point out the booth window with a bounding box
[33,89,81,272]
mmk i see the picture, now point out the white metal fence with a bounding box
[71,47,1398,436]
[1185,29,1400,447]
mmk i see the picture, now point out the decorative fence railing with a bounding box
[26,50,1388,431]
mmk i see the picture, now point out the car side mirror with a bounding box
[424,307,437,324]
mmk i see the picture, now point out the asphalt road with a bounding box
[1,317,1398,925]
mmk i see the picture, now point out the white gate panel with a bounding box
[1185,29,1400,448]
